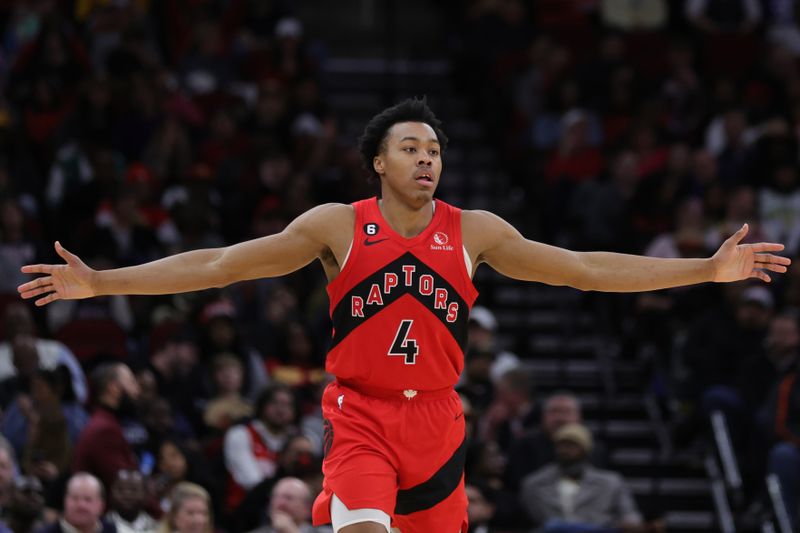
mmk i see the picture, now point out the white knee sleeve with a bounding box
[330,494,391,532]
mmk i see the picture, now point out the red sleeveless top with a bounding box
[326,197,479,391]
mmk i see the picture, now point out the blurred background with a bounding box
[0,1,798,532]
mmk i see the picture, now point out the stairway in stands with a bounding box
[296,2,721,531]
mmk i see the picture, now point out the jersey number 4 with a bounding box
[389,320,419,364]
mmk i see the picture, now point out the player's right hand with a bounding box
[17,241,96,306]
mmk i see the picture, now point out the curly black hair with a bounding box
[358,97,449,182]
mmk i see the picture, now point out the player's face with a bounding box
[374,121,442,206]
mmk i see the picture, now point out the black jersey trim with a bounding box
[329,252,469,351]
[394,436,467,515]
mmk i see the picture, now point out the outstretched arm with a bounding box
[464,210,790,292]
[18,203,350,306]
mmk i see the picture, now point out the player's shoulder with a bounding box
[461,209,510,232]
[299,203,355,225]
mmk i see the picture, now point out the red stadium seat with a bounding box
[55,318,129,363]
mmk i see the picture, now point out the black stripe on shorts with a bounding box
[394,437,467,515]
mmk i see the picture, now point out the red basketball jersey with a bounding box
[326,197,479,391]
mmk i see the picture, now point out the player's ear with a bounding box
[373,156,384,176]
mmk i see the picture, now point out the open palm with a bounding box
[17,242,96,306]
[712,224,791,283]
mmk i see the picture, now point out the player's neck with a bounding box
[377,197,435,238]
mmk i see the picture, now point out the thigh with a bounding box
[392,393,468,533]
[312,383,400,526]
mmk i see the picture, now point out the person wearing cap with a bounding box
[466,306,521,385]
[680,284,774,417]
[520,423,643,532]
[505,392,608,492]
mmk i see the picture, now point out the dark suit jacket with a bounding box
[35,518,116,533]
[520,464,641,529]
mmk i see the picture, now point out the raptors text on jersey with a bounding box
[326,198,479,391]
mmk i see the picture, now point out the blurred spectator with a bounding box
[467,306,520,384]
[265,321,325,409]
[223,384,297,512]
[0,197,39,294]
[145,323,201,428]
[72,363,140,489]
[4,475,45,533]
[152,439,218,515]
[479,368,537,452]
[760,162,800,256]
[661,39,705,141]
[457,347,495,413]
[158,483,212,533]
[568,149,638,251]
[90,183,162,268]
[644,197,708,260]
[0,303,87,404]
[600,0,667,30]
[681,284,773,408]
[505,392,607,491]
[137,396,195,468]
[520,424,643,532]
[0,437,17,516]
[203,354,253,432]
[234,435,322,533]
[686,0,762,33]
[545,110,605,186]
[465,482,496,533]
[246,477,330,533]
[106,470,157,533]
[19,367,87,489]
[767,0,800,55]
[37,472,115,533]
[198,298,269,401]
[0,333,41,409]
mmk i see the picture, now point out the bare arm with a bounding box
[19,203,351,306]
[464,210,790,292]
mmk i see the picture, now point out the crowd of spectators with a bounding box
[0,1,798,533]
[447,0,800,530]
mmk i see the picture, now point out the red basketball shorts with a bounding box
[311,380,468,533]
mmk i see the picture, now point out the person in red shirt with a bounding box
[18,98,790,533]
[72,363,140,490]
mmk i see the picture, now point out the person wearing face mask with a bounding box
[72,363,140,489]
[519,424,644,533]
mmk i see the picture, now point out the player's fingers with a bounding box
[34,292,60,307]
[756,263,788,273]
[20,264,55,275]
[751,269,771,283]
[55,241,78,265]
[17,276,54,294]
[754,253,792,265]
[749,243,786,253]
[728,223,749,244]
[19,286,55,300]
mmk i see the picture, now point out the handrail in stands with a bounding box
[711,410,743,493]
[705,454,737,533]
[766,474,793,533]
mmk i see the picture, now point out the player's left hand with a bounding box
[711,223,791,283]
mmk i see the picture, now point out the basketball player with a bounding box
[17,99,790,533]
